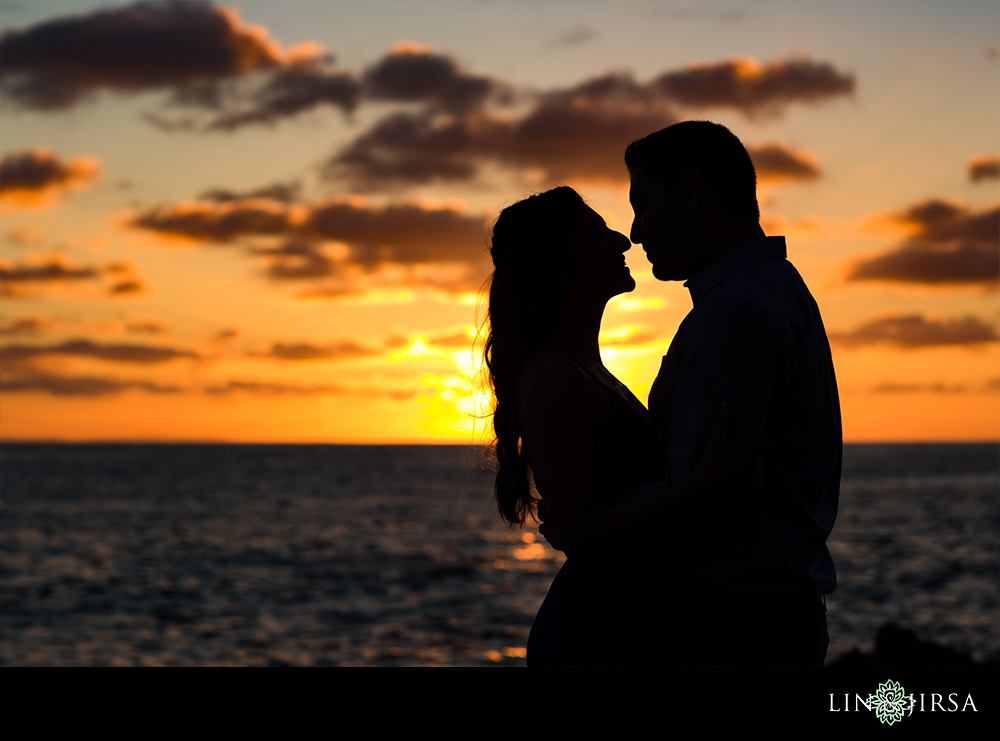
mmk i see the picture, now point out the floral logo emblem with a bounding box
[868,679,914,725]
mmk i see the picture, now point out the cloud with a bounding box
[1,339,198,365]
[205,64,361,130]
[151,41,510,132]
[0,1,320,110]
[0,255,100,296]
[252,341,377,360]
[829,314,999,349]
[652,57,854,116]
[132,196,490,263]
[254,240,336,280]
[199,181,301,203]
[548,24,600,48]
[427,330,475,349]
[847,200,1000,288]
[329,55,850,187]
[4,224,47,246]
[130,196,490,295]
[363,42,510,113]
[968,154,1000,182]
[0,255,148,297]
[203,380,417,399]
[0,315,62,335]
[130,198,297,243]
[0,369,416,398]
[872,380,998,395]
[0,149,101,208]
[0,370,182,396]
[330,72,678,186]
[747,143,820,182]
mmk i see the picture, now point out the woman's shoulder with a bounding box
[516,347,610,422]
[517,347,585,395]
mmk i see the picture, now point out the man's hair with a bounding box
[625,121,759,220]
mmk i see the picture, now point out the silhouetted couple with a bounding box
[485,121,841,666]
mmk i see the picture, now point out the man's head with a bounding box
[626,121,759,281]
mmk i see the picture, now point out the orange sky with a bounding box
[1,1,997,443]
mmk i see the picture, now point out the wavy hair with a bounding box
[483,186,585,526]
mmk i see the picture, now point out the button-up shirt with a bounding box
[647,235,841,595]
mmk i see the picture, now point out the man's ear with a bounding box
[678,167,705,211]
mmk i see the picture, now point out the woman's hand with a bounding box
[694,403,771,494]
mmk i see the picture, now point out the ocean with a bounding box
[1,443,997,666]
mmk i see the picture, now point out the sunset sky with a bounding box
[1,0,997,443]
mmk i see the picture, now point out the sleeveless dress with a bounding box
[525,351,678,666]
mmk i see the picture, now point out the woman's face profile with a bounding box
[562,205,636,301]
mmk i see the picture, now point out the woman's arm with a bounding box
[519,354,766,567]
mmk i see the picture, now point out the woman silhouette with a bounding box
[483,187,767,665]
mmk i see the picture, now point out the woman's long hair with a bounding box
[483,186,585,526]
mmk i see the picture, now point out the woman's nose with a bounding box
[614,230,631,252]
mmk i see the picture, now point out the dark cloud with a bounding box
[131,195,489,297]
[199,181,301,203]
[301,201,488,265]
[829,314,999,349]
[849,201,1000,288]
[0,1,309,110]
[126,319,171,334]
[254,240,336,280]
[328,111,483,186]
[254,341,377,360]
[0,149,101,206]
[130,199,296,243]
[0,315,61,335]
[0,255,147,297]
[204,380,417,399]
[330,72,678,186]
[1,339,198,365]
[363,43,509,113]
[0,370,182,396]
[330,55,850,187]
[0,258,99,286]
[747,143,820,181]
[968,154,1000,182]
[206,64,361,130]
[871,380,998,395]
[131,197,488,265]
[108,280,146,295]
[144,41,508,132]
[652,57,854,116]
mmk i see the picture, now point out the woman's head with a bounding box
[488,188,633,340]
[484,187,633,526]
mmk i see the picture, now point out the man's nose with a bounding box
[629,217,640,246]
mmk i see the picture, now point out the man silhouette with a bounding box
[625,121,841,665]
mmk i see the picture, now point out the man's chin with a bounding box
[651,264,681,282]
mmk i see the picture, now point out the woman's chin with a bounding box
[616,277,637,295]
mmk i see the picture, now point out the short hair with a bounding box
[625,121,759,220]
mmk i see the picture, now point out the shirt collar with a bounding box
[683,235,787,305]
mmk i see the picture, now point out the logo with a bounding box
[868,680,913,725]
[829,680,978,722]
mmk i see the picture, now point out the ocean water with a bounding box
[1,443,997,666]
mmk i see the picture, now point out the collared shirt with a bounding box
[647,235,842,595]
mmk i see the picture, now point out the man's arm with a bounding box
[664,298,784,501]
